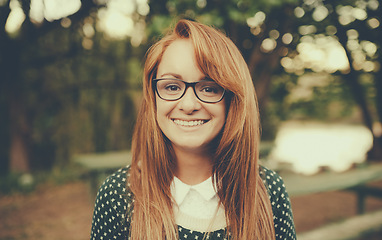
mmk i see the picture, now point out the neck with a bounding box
[173,145,213,185]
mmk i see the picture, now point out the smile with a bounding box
[172,119,207,127]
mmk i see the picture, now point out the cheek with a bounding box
[156,98,174,122]
[156,95,164,114]
[217,102,227,124]
[219,105,228,132]
[206,103,227,132]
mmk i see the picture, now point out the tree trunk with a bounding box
[2,27,31,173]
[332,11,382,161]
[344,71,382,160]
[345,72,374,131]
[9,130,30,172]
[9,94,30,173]
[369,53,382,161]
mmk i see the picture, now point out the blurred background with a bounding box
[0,0,382,239]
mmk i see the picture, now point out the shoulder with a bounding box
[91,166,134,239]
[259,166,297,240]
[101,166,131,190]
[259,165,291,212]
[96,166,133,206]
[259,166,287,201]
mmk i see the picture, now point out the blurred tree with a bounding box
[282,0,382,159]
[1,0,101,172]
[0,0,140,173]
[1,0,381,174]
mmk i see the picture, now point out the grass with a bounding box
[0,164,85,195]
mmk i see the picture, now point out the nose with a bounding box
[177,87,202,114]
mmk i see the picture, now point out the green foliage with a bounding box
[31,36,140,168]
[1,6,141,171]
[1,0,381,172]
[266,72,363,122]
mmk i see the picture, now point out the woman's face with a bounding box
[155,39,226,153]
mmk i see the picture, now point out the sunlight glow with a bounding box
[336,5,369,25]
[294,7,305,18]
[247,11,266,28]
[196,0,207,8]
[312,5,329,22]
[5,0,148,44]
[269,29,280,39]
[96,0,148,41]
[367,18,380,29]
[368,0,379,10]
[352,7,367,20]
[298,25,317,35]
[326,25,337,35]
[286,35,349,73]
[97,8,134,39]
[269,122,373,175]
[61,18,72,28]
[137,0,149,16]
[5,0,25,34]
[83,22,95,38]
[44,0,81,21]
[30,0,44,23]
[6,0,81,32]
[282,33,293,45]
[261,38,277,53]
[361,41,377,57]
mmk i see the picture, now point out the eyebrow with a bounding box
[159,73,182,79]
[158,73,213,82]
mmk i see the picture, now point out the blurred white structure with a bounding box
[269,122,373,175]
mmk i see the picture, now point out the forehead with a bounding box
[157,39,205,80]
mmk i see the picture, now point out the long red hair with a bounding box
[129,19,275,240]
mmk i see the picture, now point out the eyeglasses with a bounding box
[153,78,226,103]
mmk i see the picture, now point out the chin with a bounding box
[171,139,210,152]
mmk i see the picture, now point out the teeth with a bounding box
[173,119,205,127]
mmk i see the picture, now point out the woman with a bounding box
[91,19,296,240]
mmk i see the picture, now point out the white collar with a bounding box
[171,176,217,205]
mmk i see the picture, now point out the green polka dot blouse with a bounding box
[91,166,296,239]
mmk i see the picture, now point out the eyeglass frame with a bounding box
[152,78,226,103]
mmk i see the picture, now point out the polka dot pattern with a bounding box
[91,168,132,240]
[260,166,296,240]
[91,166,296,239]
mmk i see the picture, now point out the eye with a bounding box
[197,82,222,95]
[202,86,219,93]
[164,83,182,92]
[156,79,184,96]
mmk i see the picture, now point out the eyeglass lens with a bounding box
[155,79,225,103]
